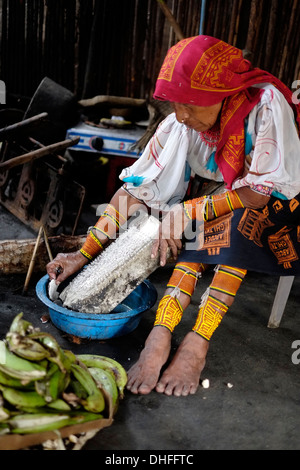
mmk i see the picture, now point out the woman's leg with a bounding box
[155,265,247,396]
[126,262,206,394]
[192,265,247,339]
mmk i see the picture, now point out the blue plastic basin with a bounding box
[36,275,157,340]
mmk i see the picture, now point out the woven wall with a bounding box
[0,0,299,105]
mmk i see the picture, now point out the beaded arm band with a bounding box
[183,190,244,221]
[80,230,104,261]
[80,204,127,261]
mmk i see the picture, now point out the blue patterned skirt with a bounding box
[179,193,300,276]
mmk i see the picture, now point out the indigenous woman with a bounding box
[47,36,300,397]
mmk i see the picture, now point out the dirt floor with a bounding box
[0,205,300,453]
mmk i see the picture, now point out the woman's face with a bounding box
[171,101,223,132]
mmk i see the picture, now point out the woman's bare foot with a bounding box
[156,331,209,396]
[126,326,172,394]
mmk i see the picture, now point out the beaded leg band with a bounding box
[192,264,247,341]
[209,265,247,300]
[192,294,227,341]
[183,190,244,221]
[167,262,206,297]
[154,295,183,333]
[80,204,127,261]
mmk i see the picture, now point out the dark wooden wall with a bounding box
[0,0,299,105]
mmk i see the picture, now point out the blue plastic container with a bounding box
[36,275,157,340]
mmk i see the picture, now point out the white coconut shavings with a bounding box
[60,214,160,313]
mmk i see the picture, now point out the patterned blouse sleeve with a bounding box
[232,84,300,200]
[119,113,193,210]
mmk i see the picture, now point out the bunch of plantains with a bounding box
[0,313,127,436]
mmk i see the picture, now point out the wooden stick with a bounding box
[42,226,53,262]
[22,225,44,294]
[28,137,67,163]
[78,95,146,108]
[0,112,48,141]
[0,137,79,172]
[156,0,185,41]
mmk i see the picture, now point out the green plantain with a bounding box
[70,363,105,413]
[0,340,46,375]
[0,385,47,409]
[0,368,35,389]
[6,332,50,362]
[0,423,9,435]
[46,398,71,411]
[88,367,119,409]
[0,406,10,422]
[0,363,46,384]
[8,412,72,434]
[27,332,72,373]
[69,378,88,400]
[8,410,102,434]
[7,312,33,336]
[35,363,69,403]
[77,354,127,398]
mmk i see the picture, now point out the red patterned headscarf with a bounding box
[153,35,300,188]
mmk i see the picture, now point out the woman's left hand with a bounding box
[151,204,190,266]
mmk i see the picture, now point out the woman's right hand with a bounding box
[151,204,189,266]
[46,250,88,284]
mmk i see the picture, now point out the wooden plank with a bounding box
[0,234,86,274]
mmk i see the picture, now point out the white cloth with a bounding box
[120,84,300,209]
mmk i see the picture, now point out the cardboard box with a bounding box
[0,416,113,450]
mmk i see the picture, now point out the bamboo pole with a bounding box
[264,0,279,72]
[278,0,298,80]
[156,0,185,41]
[245,0,259,53]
